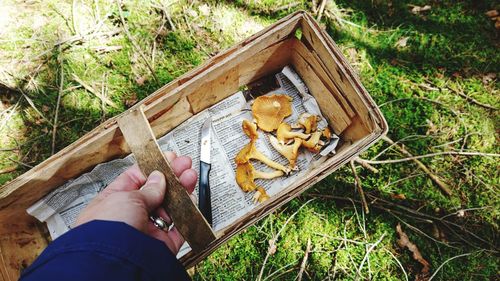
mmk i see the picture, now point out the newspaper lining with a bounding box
[27,66,339,258]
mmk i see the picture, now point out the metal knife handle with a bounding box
[198,161,212,226]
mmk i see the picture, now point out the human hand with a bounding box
[75,152,197,254]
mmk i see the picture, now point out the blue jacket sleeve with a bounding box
[20,220,190,281]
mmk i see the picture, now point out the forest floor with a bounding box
[0,0,499,280]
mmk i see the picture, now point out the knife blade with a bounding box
[199,117,213,226]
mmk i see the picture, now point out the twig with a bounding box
[383,136,452,196]
[0,147,19,152]
[19,91,53,126]
[383,248,409,281]
[271,2,300,13]
[52,50,64,155]
[356,232,386,280]
[0,165,18,174]
[354,157,379,173]
[360,150,500,165]
[257,199,315,281]
[72,73,118,108]
[428,251,480,280]
[316,0,327,22]
[314,233,366,245]
[311,0,318,15]
[116,1,159,83]
[446,86,497,110]
[350,161,369,214]
[8,157,33,169]
[297,238,311,281]
[306,193,498,251]
[71,0,79,35]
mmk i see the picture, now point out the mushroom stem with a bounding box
[269,135,301,169]
[251,147,291,174]
[254,169,284,179]
[277,123,310,144]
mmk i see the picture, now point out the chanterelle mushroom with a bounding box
[301,131,324,153]
[276,122,310,144]
[253,186,270,203]
[236,162,283,192]
[298,113,320,133]
[242,119,258,141]
[252,94,292,132]
[235,141,291,174]
[268,135,302,169]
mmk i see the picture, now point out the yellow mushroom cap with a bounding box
[298,113,320,134]
[277,122,310,144]
[242,119,258,141]
[302,131,323,153]
[251,94,293,132]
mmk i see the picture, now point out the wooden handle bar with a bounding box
[117,106,216,253]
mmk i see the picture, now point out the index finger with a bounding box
[101,152,178,196]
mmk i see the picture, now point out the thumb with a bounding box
[139,171,166,212]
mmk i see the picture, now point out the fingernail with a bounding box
[148,170,164,183]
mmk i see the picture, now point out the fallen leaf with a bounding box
[268,239,277,255]
[485,10,499,18]
[396,223,430,280]
[411,5,431,14]
[42,105,49,112]
[391,193,406,200]
[124,93,138,108]
[482,72,496,84]
[135,76,147,86]
[395,36,409,48]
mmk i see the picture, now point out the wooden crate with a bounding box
[0,11,387,280]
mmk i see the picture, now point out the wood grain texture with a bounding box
[117,106,216,253]
[0,13,302,225]
[291,38,355,118]
[0,221,48,281]
[291,48,352,133]
[0,11,388,272]
[300,16,374,133]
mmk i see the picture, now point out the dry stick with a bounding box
[297,238,311,281]
[361,150,500,164]
[0,166,18,174]
[383,248,409,281]
[270,2,300,13]
[19,92,53,126]
[308,193,496,251]
[354,157,379,173]
[381,136,452,196]
[116,1,159,83]
[446,86,497,111]
[350,161,369,214]
[312,0,318,14]
[316,0,328,22]
[356,232,386,281]
[429,251,481,281]
[257,199,315,281]
[72,73,118,108]
[52,51,64,155]
[422,78,497,110]
[8,157,33,169]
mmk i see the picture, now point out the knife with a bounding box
[199,117,213,226]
